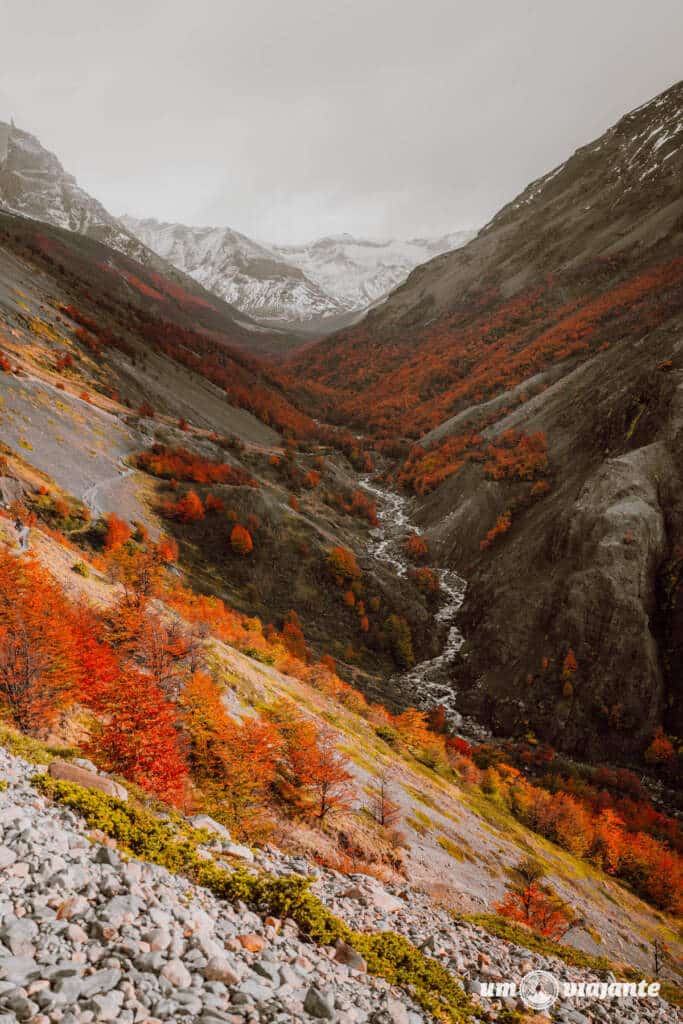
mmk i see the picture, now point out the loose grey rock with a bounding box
[303,985,336,1019]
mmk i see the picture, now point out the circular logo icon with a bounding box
[519,970,560,1011]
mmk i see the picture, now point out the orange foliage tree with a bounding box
[104,513,132,552]
[495,883,573,941]
[230,523,253,556]
[328,546,361,584]
[0,554,83,733]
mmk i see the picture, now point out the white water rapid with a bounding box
[360,476,474,729]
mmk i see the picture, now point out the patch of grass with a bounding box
[0,724,78,765]
[407,815,430,838]
[403,783,441,812]
[438,835,466,861]
[36,775,484,1024]
[437,834,476,863]
[339,744,376,773]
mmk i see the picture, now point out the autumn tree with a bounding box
[383,614,415,668]
[0,554,82,733]
[179,670,229,774]
[404,532,429,562]
[270,702,354,821]
[644,728,675,765]
[85,666,187,805]
[281,610,309,662]
[175,490,205,523]
[297,725,355,821]
[104,513,132,552]
[230,524,253,556]
[495,859,576,941]
[328,546,361,585]
[133,612,198,698]
[107,545,165,611]
[495,883,574,941]
[180,672,283,837]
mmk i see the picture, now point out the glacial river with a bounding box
[360,476,481,732]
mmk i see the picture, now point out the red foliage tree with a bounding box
[404,532,429,562]
[0,554,82,733]
[495,884,572,941]
[170,490,205,523]
[85,666,187,805]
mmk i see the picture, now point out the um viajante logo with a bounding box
[519,970,559,1011]
[479,971,661,1011]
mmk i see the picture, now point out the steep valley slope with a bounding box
[291,78,683,765]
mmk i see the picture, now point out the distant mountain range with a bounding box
[122,218,475,329]
[0,120,474,332]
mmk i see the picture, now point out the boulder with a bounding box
[202,956,241,985]
[161,958,192,989]
[334,940,367,972]
[48,760,128,801]
[189,814,231,841]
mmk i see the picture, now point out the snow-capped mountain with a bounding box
[123,219,476,327]
[274,230,475,311]
[0,121,166,273]
[120,217,346,325]
[0,118,476,330]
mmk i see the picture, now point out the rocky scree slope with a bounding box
[0,744,678,1024]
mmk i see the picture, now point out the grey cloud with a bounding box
[1,0,681,243]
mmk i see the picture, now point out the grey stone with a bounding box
[81,968,122,997]
[304,985,336,1020]
[0,847,17,871]
[0,918,38,956]
[189,815,231,842]
[85,991,124,1021]
[333,940,367,972]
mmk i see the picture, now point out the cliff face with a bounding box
[419,317,683,759]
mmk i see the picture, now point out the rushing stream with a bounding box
[360,476,478,731]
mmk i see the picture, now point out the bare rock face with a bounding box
[48,760,128,802]
[443,325,683,759]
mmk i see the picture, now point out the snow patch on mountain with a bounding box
[0,122,159,269]
[124,218,477,326]
[274,230,476,311]
[120,217,345,323]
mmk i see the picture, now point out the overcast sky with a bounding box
[2,0,681,244]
